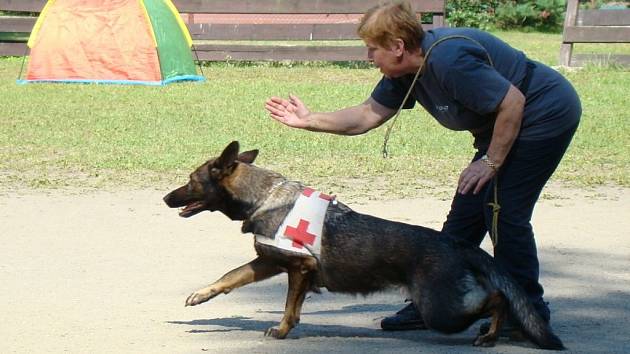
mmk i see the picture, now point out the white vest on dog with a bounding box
[255,187,333,258]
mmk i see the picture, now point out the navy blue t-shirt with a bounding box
[371,28,581,149]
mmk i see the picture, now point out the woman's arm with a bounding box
[485,84,525,168]
[458,84,525,195]
[265,95,396,135]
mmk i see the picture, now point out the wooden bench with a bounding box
[0,0,39,56]
[560,0,630,67]
[0,0,446,61]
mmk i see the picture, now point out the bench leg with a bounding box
[559,43,573,67]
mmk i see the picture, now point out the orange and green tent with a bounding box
[18,0,204,85]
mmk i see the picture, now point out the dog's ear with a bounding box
[216,141,240,170]
[238,149,258,164]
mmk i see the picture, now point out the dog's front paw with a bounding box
[185,288,218,306]
[473,334,497,347]
[264,326,288,339]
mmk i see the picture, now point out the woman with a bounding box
[264,1,580,336]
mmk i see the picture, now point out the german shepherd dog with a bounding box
[163,141,564,350]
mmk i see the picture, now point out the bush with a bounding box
[495,0,566,31]
[446,0,499,30]
[446,0,566,32]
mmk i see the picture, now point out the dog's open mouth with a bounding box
[179,201,206,218]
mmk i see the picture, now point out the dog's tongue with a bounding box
[179,201,204,217]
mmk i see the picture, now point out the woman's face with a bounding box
[365,40,405,78]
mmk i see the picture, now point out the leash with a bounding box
[488,177,500,247]
[380,34,501,247]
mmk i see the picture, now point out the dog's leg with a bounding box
[185,256,283,306]
[473,291,508,347]
[264,268,311,339]
[287,258,319,325]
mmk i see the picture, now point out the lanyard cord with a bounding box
[381,35,493,158]
[380,34,500,247]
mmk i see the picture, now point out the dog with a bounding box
[163,141,564,350]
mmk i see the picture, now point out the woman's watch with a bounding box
[481,154,498,172]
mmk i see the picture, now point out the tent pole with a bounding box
[192,44,205,78]
[17,46,29,81]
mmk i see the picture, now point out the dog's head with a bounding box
[163,141,259,219]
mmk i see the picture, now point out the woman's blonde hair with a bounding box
[357,1,424,51]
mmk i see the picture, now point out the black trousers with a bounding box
[442,124,578,322]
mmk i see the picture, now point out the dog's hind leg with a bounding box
[265,268,312,339]
[185,256,283,307]
[473,291,508,347]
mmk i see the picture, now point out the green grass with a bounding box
[1,31,629,197]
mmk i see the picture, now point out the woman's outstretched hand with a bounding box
[265,94,311,129]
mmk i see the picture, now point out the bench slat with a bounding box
[173,0,444,14]
[571,53,630,67]
[0,0,45,12]
[578,9,630,26]
[0,0,445,14]
[0,41,27,55]
[189,22,438,41]
[0,17,36,32]
[563,26,630,43]
[193,44,367,61]
[189,23,359,41]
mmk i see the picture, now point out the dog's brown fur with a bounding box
[163,141,564,349]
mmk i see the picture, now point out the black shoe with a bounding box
[381,303,427,331]
[478,321,526,341]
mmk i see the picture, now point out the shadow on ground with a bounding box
[169,247,630,353]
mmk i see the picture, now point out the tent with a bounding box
[18,0,204,85]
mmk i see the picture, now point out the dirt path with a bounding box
[1,185,629,353]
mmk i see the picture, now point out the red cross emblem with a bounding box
[302,187,333,201]
[283,219,316,249]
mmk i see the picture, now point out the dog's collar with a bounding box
[255,179,288,209]
[255,187,334,259]
[268,179,288,196]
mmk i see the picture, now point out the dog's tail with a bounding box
[471,253,565,350]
